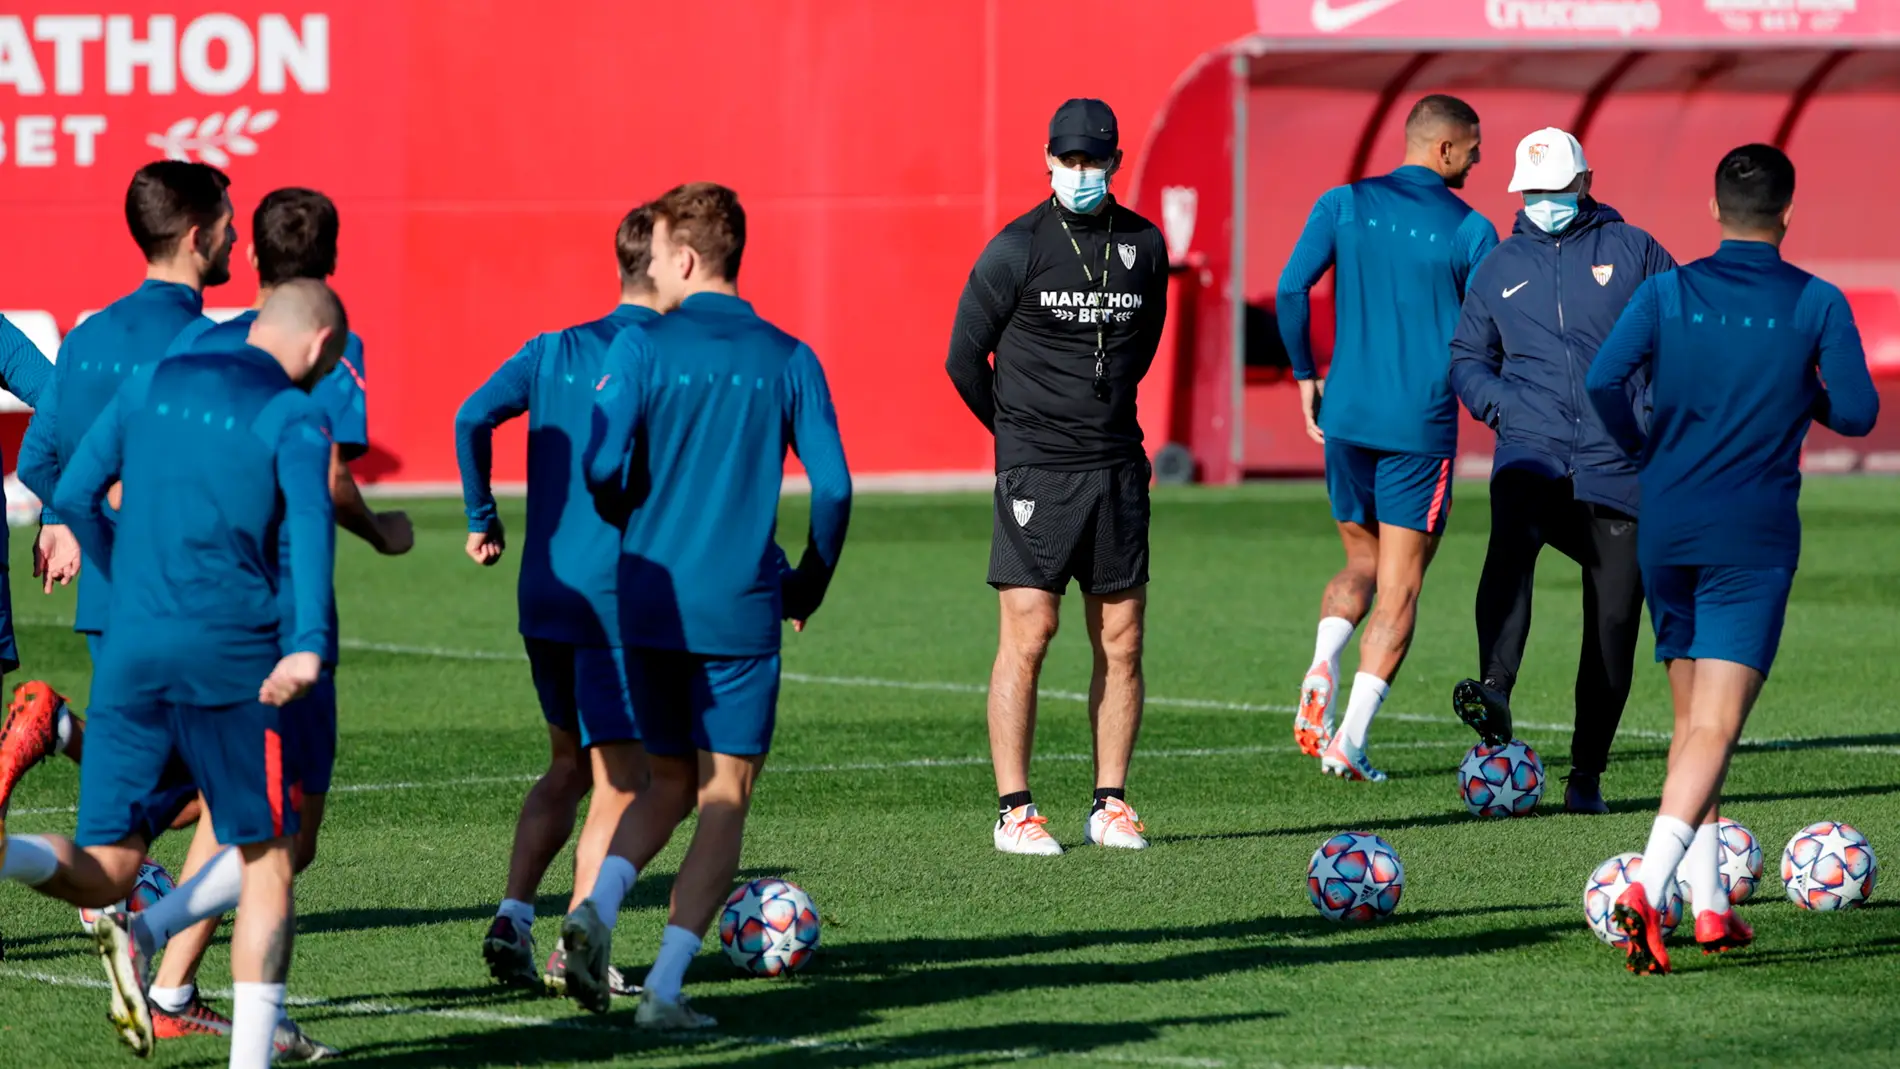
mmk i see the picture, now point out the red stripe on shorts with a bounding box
[1425,458,1451,532]
[264,728,285,837]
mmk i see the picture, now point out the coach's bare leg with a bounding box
[1356,526,1440,682]
[989,587,1061,797]
[505,725,590,904]
[1084,587,1145,792]
[1323,521,1381,624]
[568,742,648,907]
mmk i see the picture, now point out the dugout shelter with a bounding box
[1131,0,1900,483]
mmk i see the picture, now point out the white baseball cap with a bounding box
[1508,128,1588,193]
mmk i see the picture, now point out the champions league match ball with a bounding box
[1457,739,1545,818]
[1307,832,1405,923]
[720,878,820,976]
[1583,852,1682,947]
[1682,817,1764,909]
[1782,821,1878,911]
[77,858,175,929]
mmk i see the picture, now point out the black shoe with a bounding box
[1564,771,1610,815]
[1451,678,1513,747]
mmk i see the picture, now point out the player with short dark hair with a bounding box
[1,160,236,815]
[944,97,1171,855]
[0,280,344,1068]
[1277,93,1498,782]
[559,182,852,1027]
[1586,144,1878,973]
[457,203,662,997]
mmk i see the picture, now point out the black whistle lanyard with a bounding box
[1055,200,1114,401]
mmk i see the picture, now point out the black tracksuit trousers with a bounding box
[1475,469,1644,776]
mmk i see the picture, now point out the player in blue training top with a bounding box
[67,187,394,1058]
[1585,145,1878,975]
[0,160,236,819]
[0,316,55,675]
[0,280,345,1068]
[456,204,661,997]
[557,183,852,1026]
[1275,94,1499,782]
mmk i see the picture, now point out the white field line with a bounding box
[0,966,1366,1069]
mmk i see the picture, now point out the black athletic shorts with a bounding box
[988,460,1151,596]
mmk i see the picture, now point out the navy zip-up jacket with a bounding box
[1450,200,1676,515]
[1586,240,1879,569]
[1277,165,1499,457]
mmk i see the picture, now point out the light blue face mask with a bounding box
[1524,192,1580,234]
[1051,164,1109,214]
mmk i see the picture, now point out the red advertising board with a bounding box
[1261,0,1900,38]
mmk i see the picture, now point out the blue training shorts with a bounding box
[625,649,779,758]
[76,699,301,848]
[1645,564,1795,677]
[283,670,339,795]
[1324,440,1454,535]
[524,637,641,748]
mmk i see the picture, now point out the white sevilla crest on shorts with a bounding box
[1012,498,1035,527]
[1593,264,1614,286]
[1117,243,1138,271]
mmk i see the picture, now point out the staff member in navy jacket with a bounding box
[1447,128,1676,813]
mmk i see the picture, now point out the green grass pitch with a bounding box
[1,479,1897,1068]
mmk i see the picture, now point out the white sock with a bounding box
[54,709,74,756]
[149,984,194,1014]
[0,834,57,885]
[1336,673,1389,750]
[585,857,638,931]
[1640,814,1697,910]
[642,924,702,1003]
[496,897,534,931]
[1685,821,1728,915]
[230,982,285,1069]
[133,846,241,951]
[1310,616,1355,674]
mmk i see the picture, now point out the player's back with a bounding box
[1642,241,1871,566]
[609,293,810,656]
[1322,167,1493,455]
[88,344,328,705]
[172,312,367,456]
[54,281,206,458]
[522,306,657,647]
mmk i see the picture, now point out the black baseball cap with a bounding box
[1048,98,1118,160]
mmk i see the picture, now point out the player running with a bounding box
[559,182,852,1026]
[1,161,236,815]
[1448,128,1676,813]
[1,280,345,1068]
[0,315,55,684]
[1277,95,1499,781]
[456,204,660,996]
[1585,145,1878,974]
[944,98,1170,854]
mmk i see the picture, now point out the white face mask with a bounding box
[1524,193,1580,234]
[1051,162,1110,213]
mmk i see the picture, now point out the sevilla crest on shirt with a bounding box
[1592,264,1614,286]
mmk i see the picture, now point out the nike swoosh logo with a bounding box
[1310,0,1410,33]
[1503,282,1529,298]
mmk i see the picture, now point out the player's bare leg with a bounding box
[1083,587,1147,849]
[145,807,229,1030]
[568,743,647,907]
[989,587,1063,855]
[1297,522,1378,757]
[486,724,588,989]
[561,753,698,1014]
[228,838,296,1069]
[1322,525,1439,782]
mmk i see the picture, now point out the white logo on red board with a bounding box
[147,107,279,166]
[1161,186,1197,263]
[1309,0,1412,33]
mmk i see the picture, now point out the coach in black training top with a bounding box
[945,97,1169,857]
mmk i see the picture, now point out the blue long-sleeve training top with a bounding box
[1277,166,1499,457]
[1586,240,1879,569]
[456,303,658,648]
[0,314,55,566]
[586,292,852,657]
[19,280,206,635]
[52,341,336,708]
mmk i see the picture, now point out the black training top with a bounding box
[945,197,1170,472]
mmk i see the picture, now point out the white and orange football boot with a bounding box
[994,804,1062,856]
[1294,663,1336,758]
[1319,734,1387,783]
[1083,797,1148,850]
